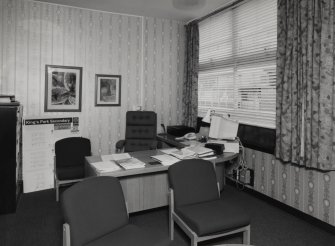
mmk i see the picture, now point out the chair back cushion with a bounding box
[61,176,129,246]
[168,159,219,207]
[124,111,157,152]
[55,137,91,168]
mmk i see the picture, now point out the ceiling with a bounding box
[34,0,234,22]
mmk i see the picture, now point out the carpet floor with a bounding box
[0,185,334,246]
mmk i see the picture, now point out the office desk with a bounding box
[85,149,238,213]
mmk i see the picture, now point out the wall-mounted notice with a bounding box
[22,117,81,193]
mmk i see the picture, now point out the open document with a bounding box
[151,154,180,166]
[101,153,132,162]
[116,157,146,169]
[185,145,214,157]
[91,161,121,173]
[100,153,145,170]
[169,148,197,159]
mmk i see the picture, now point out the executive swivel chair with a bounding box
[61,176,157,246]
[168,159,251,246]
[54,137,91,201]
[115,111,158,152]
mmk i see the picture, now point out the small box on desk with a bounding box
[167,125,195,137]
[204,143,224,155]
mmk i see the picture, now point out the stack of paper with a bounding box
[170,148,196,160]
[160,148,179,155]
[116,157,146,170]
[151,154,180,166]
[207,140,239,153]
[201,155,217,160]
[101,153,132,162]
[185,145,214,157]
[91,161,121,173]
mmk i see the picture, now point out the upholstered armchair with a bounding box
[54,137,91,201]
[61,176,157,246]
[168,159,251,246]
[116,111,158,152]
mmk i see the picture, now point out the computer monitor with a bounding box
[209,115,239,140]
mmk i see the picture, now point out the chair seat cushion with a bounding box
[56,165,85,180]
[84,224,155,246]
[175,199,250,236]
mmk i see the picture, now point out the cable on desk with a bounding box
[233,137,247,190]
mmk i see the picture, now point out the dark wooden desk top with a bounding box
[85,149,238,178]
[157,133,188,148]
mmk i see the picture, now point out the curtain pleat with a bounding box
[182,22,199,128]
[276,0,335,170]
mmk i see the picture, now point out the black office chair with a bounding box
[61,176,157,246]
[116,111,158,152]
[168,159,251,246]
[54,137,91,201]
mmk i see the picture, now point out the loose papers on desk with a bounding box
[91,161,121,173]
[151,154,180,166]
[185,145,216,160]
[100,153,145,170]
[185,145,214,157]
[170,148,197,159]
[160,148,179,155]
[101,153,132,162]
[117,157,146,169]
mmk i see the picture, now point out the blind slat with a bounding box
[198,0,277,129]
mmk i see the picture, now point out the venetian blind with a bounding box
[198,0,277,129]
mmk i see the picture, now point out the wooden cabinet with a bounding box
[0,104,22,214]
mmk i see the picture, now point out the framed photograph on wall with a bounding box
[45,65,82,112]
[95,74,121,106]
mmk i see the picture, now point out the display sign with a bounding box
[22,117,80,193]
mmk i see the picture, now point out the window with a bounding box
[198,0,277,129]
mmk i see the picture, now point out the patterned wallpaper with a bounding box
[0,0,185,155]
[2,0,334,229]
[244,148,335,227]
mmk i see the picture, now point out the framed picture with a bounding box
[45,65,82,112]
[95,74,121,106]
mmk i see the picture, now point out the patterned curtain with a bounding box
[182,22,199,129]
[276,0,335,170]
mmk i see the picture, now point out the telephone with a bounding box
[175,132,197,141]
[184,132,197,140]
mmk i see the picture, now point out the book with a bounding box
[151,154,180,166]
[91,161,121,173]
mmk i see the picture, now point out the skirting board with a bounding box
[226,179,335,234]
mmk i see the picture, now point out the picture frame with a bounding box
[95,74,121,106]
[45,65,82,112]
